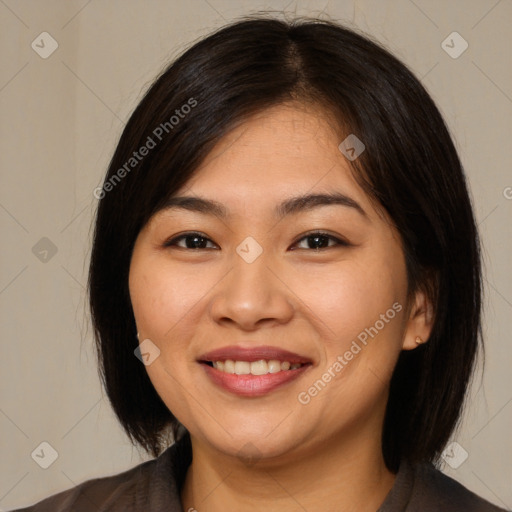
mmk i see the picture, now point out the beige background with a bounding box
[0,0,511,510]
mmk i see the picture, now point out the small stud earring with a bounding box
[136,332,139,340]
[415,336,423,344]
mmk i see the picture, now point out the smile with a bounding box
[197,345,313,396]
[208,359,304,375]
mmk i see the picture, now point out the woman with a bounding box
[13,15,508,512]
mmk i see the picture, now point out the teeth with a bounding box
[211,359,304,375]
[234,361,251,375]
[268,360,281,373]
[250,360,268,375]
[224,360,235,374]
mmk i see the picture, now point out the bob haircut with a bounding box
[88,15,482,472]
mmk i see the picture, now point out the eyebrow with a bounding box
[161,191,368,220]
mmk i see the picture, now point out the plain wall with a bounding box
[0,0,511,509]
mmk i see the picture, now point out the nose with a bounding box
[208,248,294,331]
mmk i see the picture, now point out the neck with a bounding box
[180,426,396,512]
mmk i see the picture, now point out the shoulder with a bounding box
[409,462,509,511]
[10,432,191,512]
[9,456,158,512]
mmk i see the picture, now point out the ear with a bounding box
[402,289,434,351]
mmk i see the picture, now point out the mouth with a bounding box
[201,359,307,375]
[197,346,313,397]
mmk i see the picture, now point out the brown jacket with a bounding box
[10,432,510,511]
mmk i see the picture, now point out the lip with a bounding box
[201,362,311,397]
[197,345,313,364]
[197,345,313,397]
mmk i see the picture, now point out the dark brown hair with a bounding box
[88,15,482,472]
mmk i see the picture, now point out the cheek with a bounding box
[130,260,209,339]
[294,255,405,346]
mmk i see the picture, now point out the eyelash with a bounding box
[163,231,349,251]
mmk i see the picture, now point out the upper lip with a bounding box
[198,345,313,364]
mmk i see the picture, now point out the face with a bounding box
[129,103,428,464]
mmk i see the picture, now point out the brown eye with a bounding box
[291,231,349,251]
[164,232,218,250]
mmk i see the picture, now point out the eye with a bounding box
[291,231,349,251]
[163,230,349,251]
[164,232,218,250]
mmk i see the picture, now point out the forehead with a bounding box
[173,103,367,205]
[147,102,395,234]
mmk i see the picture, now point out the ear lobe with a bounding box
[402,290,435,351]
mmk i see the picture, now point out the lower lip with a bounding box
[201,363,311,397]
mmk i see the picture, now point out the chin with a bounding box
[190,419,310,464]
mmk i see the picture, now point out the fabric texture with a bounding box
[11,431,509,511]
